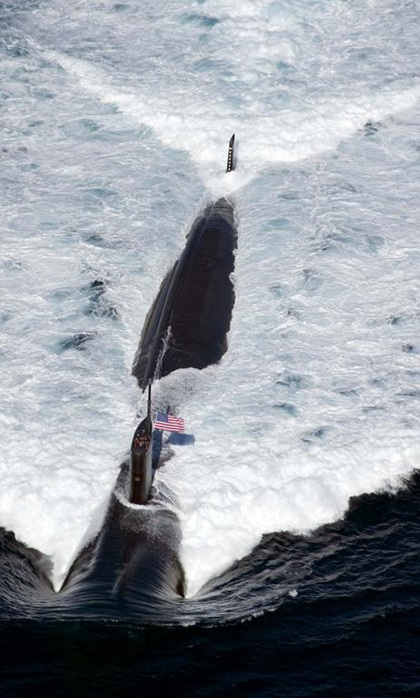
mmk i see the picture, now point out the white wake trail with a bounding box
[48,51,420,196]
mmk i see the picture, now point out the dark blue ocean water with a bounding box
[1,472,419,697]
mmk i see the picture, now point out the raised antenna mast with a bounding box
[226,133,235,173]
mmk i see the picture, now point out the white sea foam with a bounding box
[48,50,420,197]
[0,0,419,595]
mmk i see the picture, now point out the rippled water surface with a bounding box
[1,0,419,694]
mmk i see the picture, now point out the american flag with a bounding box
[154,411,185,433]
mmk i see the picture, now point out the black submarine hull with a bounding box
[60,474,185,613]
[133,197,237,390]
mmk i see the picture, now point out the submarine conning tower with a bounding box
[129,415,153,505]
[129,384,153,505]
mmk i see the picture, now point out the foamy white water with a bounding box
[0,0,419,592]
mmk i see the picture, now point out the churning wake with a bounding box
[0,0,419,598]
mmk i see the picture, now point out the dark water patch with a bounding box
[339,181,357,194]
[1,145,28,158]
[0,528,53,616]
[315,226,383,257]
[0,36,31,58]
[49,287,73,303]
[77,187,123,215]
[302,267,323,292]
[81,119,100,132]
[370,376,387,388]
[85,233,106,247]
[268,283,283,298]
[60,118,103,139]
[180,13,219,28]
[0,0,40,16]
[335,387,359,397]
[396,389,420,399]
[81,279,119,320]
[57,332,95,352]
[402,343,417,354]
[85,187,119,200]
[319,231,339,252]
[277,188,300,201]
[3,258,24,271]
[273,402,298,417]
[276,60,295,72]
[286,305,299,319]
[366,234,384,253]
[1,606,419,697]
[19,161,39,172]
[83,233,124,249]
[265,216,291,230]
[0,311,12,325]
[385,310,420,327]
[32,88,54,100]
[193,57,227,73]
[363,405,385,414]
[318,229,352,253]
[364,120,381,136]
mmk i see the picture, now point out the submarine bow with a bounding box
[133,196,237,391]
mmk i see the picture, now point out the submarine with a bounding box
[54,135,239,610]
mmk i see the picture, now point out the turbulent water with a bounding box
[1,0,419,695]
